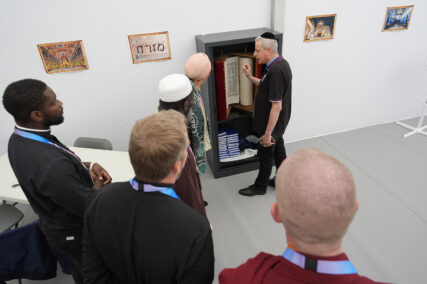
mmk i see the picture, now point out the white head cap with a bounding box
[158,74,192,102]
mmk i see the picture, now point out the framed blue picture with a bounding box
[383,5,414,32]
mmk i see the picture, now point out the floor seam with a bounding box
[376,123,427,156]
[319,136,427,224]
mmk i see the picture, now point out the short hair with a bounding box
[158,93,193,113]
[276,148,357,246]
[255,36,278,54]
[129,110,188,181]
[2,79,47,123]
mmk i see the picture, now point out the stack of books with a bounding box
[218,130,229,160]
[227,129,240,158]
[218,127,240,161]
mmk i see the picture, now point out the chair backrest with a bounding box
[0,204,24,232]
[0,220,59,282]
[74,137,113,150]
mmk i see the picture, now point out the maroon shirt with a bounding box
[219,252,387,284]
[174,148,208,219]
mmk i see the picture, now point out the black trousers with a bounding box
[254,136,287,188]
[39,223,83,284]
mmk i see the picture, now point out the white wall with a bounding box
[0,0,271,154]
[2,0,425,154]
[282,0,427,142]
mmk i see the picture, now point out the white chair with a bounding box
[0,203,24,233]
[74,137,113,150]
[396,97,427,138]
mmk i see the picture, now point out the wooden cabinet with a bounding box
[196,28,283,178]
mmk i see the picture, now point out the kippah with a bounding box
[260,32,277,41]
[185,53,212,81]
[158,74,192,103]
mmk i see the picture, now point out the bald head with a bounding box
[276,148,357,248]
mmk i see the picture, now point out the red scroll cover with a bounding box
[214,60,227,121]
[255,63,263,79]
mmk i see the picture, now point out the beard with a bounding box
[45,114,64,127]
[185,108,193,121]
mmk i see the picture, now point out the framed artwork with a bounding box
[304,14,337,42]
[37,40,89,74]
[382,5,414,32]
[128,31,172,63]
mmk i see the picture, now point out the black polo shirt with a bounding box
[253,56,292,138]
[8,127,94,236]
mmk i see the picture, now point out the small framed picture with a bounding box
[37,40,89,74]
[128,31,172,63]
[382,5,414,32]
[304,14,337,42]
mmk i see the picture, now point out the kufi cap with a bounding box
[158,74,192,102]
[184,52,212,80]
[260,32,277,41]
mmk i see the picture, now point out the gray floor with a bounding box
[4,118,427,283]
[204,117,427,284]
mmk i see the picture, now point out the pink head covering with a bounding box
[184,52,212,81]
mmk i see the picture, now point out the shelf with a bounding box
[231,104,254,113]
[220,155,258,169]
[196,28,282,179]
[218,106,252,123]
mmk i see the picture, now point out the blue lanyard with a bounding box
[283,247,357,275]
[266,55,279,69]
[129,178,180,200]
[261,55,282,82]
[14,128,81,161]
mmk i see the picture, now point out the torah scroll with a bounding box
[224,56,240,107]
[239,57,253,106]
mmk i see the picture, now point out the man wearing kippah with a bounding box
[158,74,209,219]
[239,32,292,196]
[185,52,212,174]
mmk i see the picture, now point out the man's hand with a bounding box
[242,64,252,78]
[242,64,260,86]
[89,163,112,186]
[92,178,104,190]
[259,134,275,147]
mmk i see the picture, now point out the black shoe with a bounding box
[204,200,208,206]
[268,177,275,187]
[238,184,267,196]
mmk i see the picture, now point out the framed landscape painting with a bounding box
[37,40,89,74]
[304,14,337,42]
[128,31,172,63]
[383,5,414,32]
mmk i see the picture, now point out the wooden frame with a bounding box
[128,31,172,63]
[37,40,89,74]
[382,5,414,32]
[304,14,337,42]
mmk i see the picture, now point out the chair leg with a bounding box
[18,279,22,284]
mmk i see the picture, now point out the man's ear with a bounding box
[30,110,44,122]
[172,160,181,176]
[270,202,282,223]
